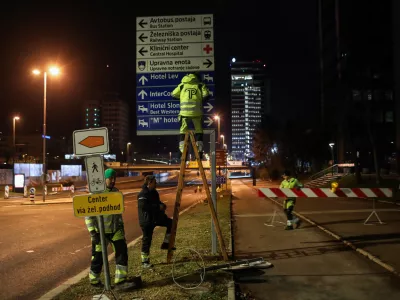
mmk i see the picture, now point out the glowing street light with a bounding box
[32,66,61,201]
[13,116,20,162]
[214,115,221,148]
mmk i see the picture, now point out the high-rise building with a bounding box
[230,60,270,160]
[83,93,130,160]
[101,93,130,159]
[84,100,101,129]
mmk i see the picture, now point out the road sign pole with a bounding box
[97,215,112,291]
[211,130,217,255]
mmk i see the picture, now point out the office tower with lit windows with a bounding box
[84,100,102,128]
[230,60,270,160]
[83,93,129,160]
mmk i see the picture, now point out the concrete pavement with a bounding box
[232,180,400,300]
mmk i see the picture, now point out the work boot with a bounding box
[114,280,138,291]
[142,262,154,269]
[296,220,302,229]
[160,242,176,250]
[285,225,294,230]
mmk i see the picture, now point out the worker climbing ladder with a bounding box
[167,131,229,263]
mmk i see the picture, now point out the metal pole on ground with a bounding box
[97,215,112,290]
[210,130,217,255]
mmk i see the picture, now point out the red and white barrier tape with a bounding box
[258,188,392,198]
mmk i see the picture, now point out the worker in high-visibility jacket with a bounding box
[85,168,135,290]
[280,170,303,230]
[172,73,210,158]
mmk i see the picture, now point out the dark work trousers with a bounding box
[141,216,172,254]
[91,232,128,275]
[285,206,294,221]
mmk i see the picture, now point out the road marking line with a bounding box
[26,250,34,253]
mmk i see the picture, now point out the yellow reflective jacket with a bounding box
[84,187,124,234]
[171,74,210,117]
[280,178,303,208]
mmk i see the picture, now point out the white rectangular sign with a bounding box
[73,127,109,156]
[137,15,213,31]
[136,57,214,73]
[136,28,214,45]
[137,42,214,58]
[85,155,106,193]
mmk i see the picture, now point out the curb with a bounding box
[38,200,200,300]
[21,187,178,206]
[227,188,236,300]
[264,196,400,277]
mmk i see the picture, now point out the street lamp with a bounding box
[13,116,20,160]
[33,66,60,201]
[220,135,225,149]
[329,143,335,175]
[126,142,131,163]
[214,115,220,148]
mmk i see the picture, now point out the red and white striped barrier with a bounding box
[258,188,392,198]
[51,186,74,192]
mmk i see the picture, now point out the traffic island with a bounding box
[52,193,233,300]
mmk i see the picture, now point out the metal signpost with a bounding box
[72,127,119,296]
[136,14,216,136]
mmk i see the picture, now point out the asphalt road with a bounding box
[0,177,205,300]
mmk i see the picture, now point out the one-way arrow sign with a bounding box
[138,90,148,100]
[205,116,214,127]
[139,47,148,56]
[139,33,148,43]
[73,127,109,156]
[138,19,148,28]
[204,102,213,113]
[139,75,148,85]
[203,59,213,69]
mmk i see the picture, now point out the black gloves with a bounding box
[90,230,100,244]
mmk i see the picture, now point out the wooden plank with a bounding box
[189,132,229,261]
[167,133,190,263]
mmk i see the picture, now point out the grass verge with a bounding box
[54,193,232,300]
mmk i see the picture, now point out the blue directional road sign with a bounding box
[136,71,215,87]
[136,100,215,116]
[137,86,215,101]
[137,115,215,131]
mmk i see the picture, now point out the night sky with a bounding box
[0,0,318,152]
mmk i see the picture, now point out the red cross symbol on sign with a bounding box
[203,44,213,54]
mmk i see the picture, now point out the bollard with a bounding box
[29,187,36,203]
[70,185,75,198]
[23,185,28,198]
[4,185,9,199]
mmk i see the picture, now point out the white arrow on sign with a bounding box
[205,116,214,127]
[138,90,148,100]
[139,76,148,85]
[204,102,213,113]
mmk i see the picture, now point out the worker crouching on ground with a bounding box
[172,72,210,159]
[280,170,303,230]
[85,168,137,290]
[138,175,175,268]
